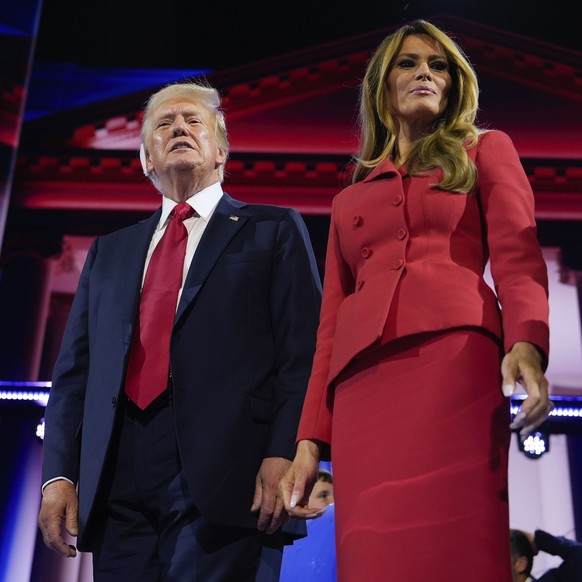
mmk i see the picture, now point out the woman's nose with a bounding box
[416,62,431,80]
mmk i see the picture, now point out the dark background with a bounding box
[35,0,581,71]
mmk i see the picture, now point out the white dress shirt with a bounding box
[145,181,223,305]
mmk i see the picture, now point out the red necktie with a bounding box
[124,202,194,409]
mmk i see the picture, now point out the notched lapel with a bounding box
[119,211,161,347]
[175,198,249,324]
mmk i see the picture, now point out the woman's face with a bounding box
[387,34,452,130]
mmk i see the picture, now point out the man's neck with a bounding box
[161,173,221,202]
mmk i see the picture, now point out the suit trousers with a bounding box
[89,393,283,582]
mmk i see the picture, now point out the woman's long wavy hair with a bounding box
[353,20,480,193]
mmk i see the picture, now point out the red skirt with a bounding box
[331,328,512,582]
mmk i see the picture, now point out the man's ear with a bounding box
[216,146,227,165]
[139,144,151,177]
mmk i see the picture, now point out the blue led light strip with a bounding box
[509,395,582,419]
[1,383,582,419]
[0,381,51,406]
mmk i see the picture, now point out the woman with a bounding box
[280,20,553,581]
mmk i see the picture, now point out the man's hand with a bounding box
[251,457,293,534]
[524,530,539,555]
[38,479,79,558]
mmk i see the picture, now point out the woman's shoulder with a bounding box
[476,128,514,146]
[471,128,518,160]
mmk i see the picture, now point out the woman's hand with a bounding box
[502,341,553,436]
[279,440,326,519]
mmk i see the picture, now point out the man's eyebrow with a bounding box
[155,106,203,119]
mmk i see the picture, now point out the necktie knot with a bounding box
[172,202,194,223]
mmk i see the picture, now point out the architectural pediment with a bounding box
[9,14,582,237]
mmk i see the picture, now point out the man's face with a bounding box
[309,480,334,509]
[145,96,226,183]
[511,555,528,582]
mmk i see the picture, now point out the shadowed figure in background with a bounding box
[280,469,336,582]
[511,529,582,581]
[308,469,334,510]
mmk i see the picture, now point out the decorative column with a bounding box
[558,245,582,540]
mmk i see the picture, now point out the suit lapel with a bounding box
[119,209,161,346]
[175,194,248,323]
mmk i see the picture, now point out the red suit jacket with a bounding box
[297,130,550,448]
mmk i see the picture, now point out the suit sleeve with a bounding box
[534,529,582,581]
[41,239,98,486]
[296,197,354,455]
[266,208,322,459]
[476,130,550,365]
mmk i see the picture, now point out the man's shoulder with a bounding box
[106,211,159,236]
[222,193,299,220]
[90,212,158,253]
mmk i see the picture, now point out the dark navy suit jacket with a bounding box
[41,192,322,550]
[533,529,582,581]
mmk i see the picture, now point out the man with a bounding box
[37,79,323,581]
[511,528,582,581]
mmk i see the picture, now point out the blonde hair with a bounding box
[354,20,480,193]
[140,79,230,189]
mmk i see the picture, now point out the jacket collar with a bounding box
[361,158,400,183]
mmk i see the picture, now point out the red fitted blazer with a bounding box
[297,130,550,448]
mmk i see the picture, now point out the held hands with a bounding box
[37,479,79,558]
[502,341,553,436]
[279,440,326,520]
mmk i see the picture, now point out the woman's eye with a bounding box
[431,61,449,71]
[397,59,415,68]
